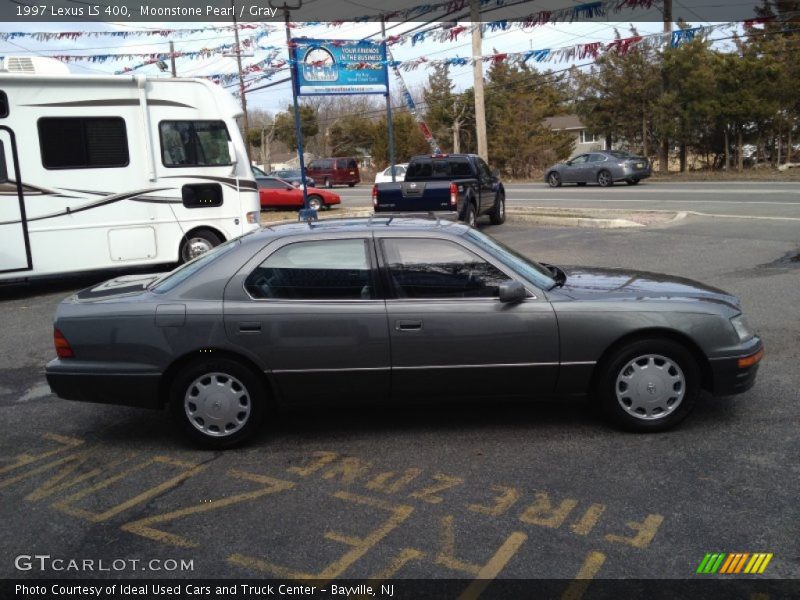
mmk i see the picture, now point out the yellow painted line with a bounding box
[0,433,84,476]
[409,473,465,504]
[561,551,606,600]
[604,514,664,549]
[436,515,481,575]
[26,452,136,502]
[365,469,422,494]
[758,553,773,574]
[228,491,413,582]
[52,456,204,522]
[121,470,296,548]
[286,451,339,477]
[353,548,425,598]
[570,504,606,536]
[467,485,521,517]
[456,532,528,600]
[321,457,372,485]
[519,492,579,529]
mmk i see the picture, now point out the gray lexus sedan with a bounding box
[545,150,652,187]
[46,218,762,448]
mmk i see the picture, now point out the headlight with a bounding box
[730,315,754,342]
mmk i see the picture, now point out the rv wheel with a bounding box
[180,230,222,263]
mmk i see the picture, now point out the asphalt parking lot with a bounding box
[1,199,799,596]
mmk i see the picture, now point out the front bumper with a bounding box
[708,339,764,396]
[45,358,163,409]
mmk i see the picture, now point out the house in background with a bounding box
[543,115,604,155]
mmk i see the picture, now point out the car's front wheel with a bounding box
[170,357,265,448]
[597,338,700,432]
[547,172,562,188]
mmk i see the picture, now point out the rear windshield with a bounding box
[406,157,473,180]
[150,239,238,293]
[607,151,634,159]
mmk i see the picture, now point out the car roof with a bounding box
[243,217,468,245]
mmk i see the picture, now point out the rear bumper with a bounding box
[708,340,764,396]
[616,166,651,181]
[45,359,162,409]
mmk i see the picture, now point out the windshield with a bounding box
[150,238,239,293]
[465,229,556,290]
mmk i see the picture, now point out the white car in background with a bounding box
[374,163,408,183]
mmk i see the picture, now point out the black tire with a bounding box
[169,357,265,448]
[577,182,588,187]
[179,229,222,264]
[307,195,323,210]
[597,170,614,187]
[324,177,332,188]
[625,178,640,185]
[596,338,700,432]
[547,172,562,188]
[489,191,506,225]
[461,202,477,227]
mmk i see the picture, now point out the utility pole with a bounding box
[169,41,176,77]
[470,0,488,161]
[231,0,251,163]
[381,16,396,182]
[659,0,672,173]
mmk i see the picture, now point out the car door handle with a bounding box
[238,322,262,333]
[395,320,422,331]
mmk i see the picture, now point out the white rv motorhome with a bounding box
[0,67,260,281]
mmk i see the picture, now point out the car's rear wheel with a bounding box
[324,177,332,188]
[307,195,323,210]
[597,170,614,187]
[547,172,562,188]
[170,357,265,448]
[625,178,640,185]
[462,202,477,227]
[179,229,222,264]
[489,191,506,225]
[597,338,700,432]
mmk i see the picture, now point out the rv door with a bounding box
[0,126,32,274]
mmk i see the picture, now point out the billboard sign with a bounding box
[290,39,388,96]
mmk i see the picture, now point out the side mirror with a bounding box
[499,280,526,303]
[227,141,238,165]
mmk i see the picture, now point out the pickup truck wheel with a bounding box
[170,358,265,448]
[489,191,506,225]
[596,338,700,432]
[547,172,562,188]
[462,203,477,227]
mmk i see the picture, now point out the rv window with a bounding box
[0,92,8,118]
[39,117,129,169]
[160,121,231,167]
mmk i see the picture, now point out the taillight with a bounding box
[372,184,378,208]
[449,182,458,206]
[54,328,74,358]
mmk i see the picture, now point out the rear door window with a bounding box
[245,239,374,300]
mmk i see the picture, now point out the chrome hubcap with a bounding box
[308,197,321,210]
[183,237,213,261]
[184,372,251,437]
[615,354,685,420]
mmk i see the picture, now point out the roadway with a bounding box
[342,181,800,220]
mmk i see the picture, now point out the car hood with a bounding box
[553,266,740,308]
[71,273,166,302]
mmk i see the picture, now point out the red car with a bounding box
[256,177,341,210]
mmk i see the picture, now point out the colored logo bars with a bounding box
[696,553,773,575]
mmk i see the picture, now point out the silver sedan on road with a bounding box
[545,150,652,187]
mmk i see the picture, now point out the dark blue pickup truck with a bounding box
[372,154,506,226]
